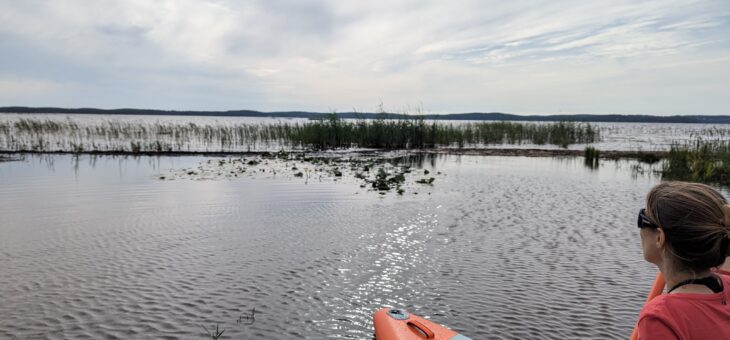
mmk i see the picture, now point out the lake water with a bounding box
[0,153,671,339]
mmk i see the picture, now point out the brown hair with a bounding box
[646,181,730,273]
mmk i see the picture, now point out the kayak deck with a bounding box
[373,308,472,340]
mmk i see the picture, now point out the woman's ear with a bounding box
[656,228,667,249]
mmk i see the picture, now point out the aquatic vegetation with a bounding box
[0,116,600,153]
[367,166,409,192]
[286,118,598,149]
[662,138,730,184]
[372,168,392,191]
[415,177,435,184]
[167,152,441,195]
[584,146,600,168]
[635,151,662,164]
[201,323,225,340]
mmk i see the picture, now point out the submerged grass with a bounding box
[0,116,599,153]
[662,138,730,185]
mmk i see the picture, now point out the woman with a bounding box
[637,182,730,339]
[721,259,730,276]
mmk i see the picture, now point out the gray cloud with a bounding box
[0,0,728,114]
[96,24,151,46]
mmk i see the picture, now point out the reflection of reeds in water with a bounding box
[0,116,599,153]
[584,146,600,169]
[662,138,730,184]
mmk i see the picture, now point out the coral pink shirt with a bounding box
[638,274,730,340]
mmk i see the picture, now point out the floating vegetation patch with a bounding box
[415,177,436,184]
[163,151,445,195]
[0,116,599,153]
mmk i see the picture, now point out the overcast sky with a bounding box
[0,0,728,115]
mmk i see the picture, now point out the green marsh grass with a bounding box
[0,116,599,153]
[662,138,730,184]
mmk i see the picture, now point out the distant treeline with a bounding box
[1,106,729,124]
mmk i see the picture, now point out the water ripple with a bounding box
[0,154,665,339]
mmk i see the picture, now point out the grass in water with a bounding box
[289,114,598,149]
[201,323,225,340]
[584,146,600,168]
[662,138,730,185]
[0,115,599,152]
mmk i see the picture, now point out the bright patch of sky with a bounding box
[0,0,728,115]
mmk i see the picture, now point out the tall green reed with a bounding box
[0,116,599,152]
[662,138,730,184]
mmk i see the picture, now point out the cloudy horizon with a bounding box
[0,0,728,115]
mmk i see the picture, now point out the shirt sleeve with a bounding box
[638,315,679,340]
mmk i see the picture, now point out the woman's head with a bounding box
[641,181,730,273]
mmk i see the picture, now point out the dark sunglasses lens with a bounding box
[637,209,655,229]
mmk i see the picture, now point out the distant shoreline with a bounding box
[1,106,729,124]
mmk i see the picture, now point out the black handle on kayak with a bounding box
[407,320,435,339]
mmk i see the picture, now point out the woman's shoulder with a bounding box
[638,281,725,323]
[638,296,680,340]
[639,276,730,339]
[639,293,671,319]
[638,293,679,330]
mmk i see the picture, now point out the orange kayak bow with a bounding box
[373,308,472,340]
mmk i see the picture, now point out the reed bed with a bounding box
[662,138,730,184]
[0,116,599,153]
[293,117,598,149]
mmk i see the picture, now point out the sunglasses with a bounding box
[638,208,660,229]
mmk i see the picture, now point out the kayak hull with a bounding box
[373,308,472,340]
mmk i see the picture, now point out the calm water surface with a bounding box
[1,154,666,339]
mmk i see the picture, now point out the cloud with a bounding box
[0,76,75,98]
[0,0,728,114]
